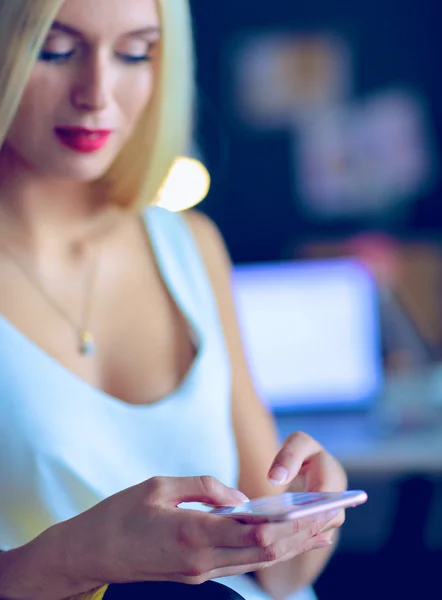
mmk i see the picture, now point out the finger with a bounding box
[254,530,334,567]
[208,507,338,550]
[211,533,308,571]
[217,517,305,547]
[204,528,334,579]
[230,510,332,527]
[198,514,300,548]
[279,532,334,558]
[177,523,336,584]
[148,476,249,507]
[267,431,322,485]
[210,507,342,550]
[303,452,348,493]
[302,451,330,492]
[319,508,346,533]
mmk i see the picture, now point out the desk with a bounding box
[275,413,442,475]
[274,366,442,475]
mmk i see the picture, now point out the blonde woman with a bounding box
[0,1,347,599]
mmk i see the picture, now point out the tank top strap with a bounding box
[142,207,221,342]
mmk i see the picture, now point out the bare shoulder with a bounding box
[181,207,219,237]
[182,210,230,265]
[182,209,232,287]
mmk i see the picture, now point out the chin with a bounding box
[58,165,111,182]
[43,155,116,182]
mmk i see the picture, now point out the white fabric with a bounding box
[0,207,316,599]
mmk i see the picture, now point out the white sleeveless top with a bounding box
[0,207,315,600]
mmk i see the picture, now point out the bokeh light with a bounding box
[156,156,211,212]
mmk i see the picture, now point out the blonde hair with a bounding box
[0,0,194,208]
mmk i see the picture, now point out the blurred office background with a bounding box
[177,0,442,598]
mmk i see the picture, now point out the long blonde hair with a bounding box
[0,0,194,208]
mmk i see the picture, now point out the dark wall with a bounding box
[190,0,442,263]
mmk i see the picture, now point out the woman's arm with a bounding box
[185,210,345,598]
[1,476,293,600]
[0,523,93,600]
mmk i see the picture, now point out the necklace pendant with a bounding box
[79,330,95,356]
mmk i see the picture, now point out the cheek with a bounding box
[118,69,156,127]
[6,76,65,148]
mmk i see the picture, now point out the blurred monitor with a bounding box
[232,258,383,412]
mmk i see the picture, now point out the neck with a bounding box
[0,150,121,257]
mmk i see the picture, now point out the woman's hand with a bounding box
[267,431,348,539]
[54,475,339,590]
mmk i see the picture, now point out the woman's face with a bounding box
[4,0,160,181]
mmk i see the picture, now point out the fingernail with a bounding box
[268,466,288,485]
[231,489,250,503]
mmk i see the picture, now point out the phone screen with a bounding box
[211,490,367,522]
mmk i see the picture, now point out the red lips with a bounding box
[54,127,112,153]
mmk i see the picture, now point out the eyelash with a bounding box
[38,50,153,64]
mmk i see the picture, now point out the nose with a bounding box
[71,49,113,112]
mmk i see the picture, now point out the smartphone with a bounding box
[211,490,368,523]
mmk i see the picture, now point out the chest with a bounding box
[0,210,239,549]
[0,315,237,545]
[0,223,197,406]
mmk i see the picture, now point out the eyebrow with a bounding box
[50,21,161,39]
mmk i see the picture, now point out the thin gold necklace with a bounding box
[0,242,101,357]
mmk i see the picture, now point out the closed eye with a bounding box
[117,40,158,64]
[38,49,156,65]
[38,49,76,63]
[117,53,152,64]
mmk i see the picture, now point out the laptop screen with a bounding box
[232,259,383,412]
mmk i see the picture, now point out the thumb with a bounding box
[157,476,249,507]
